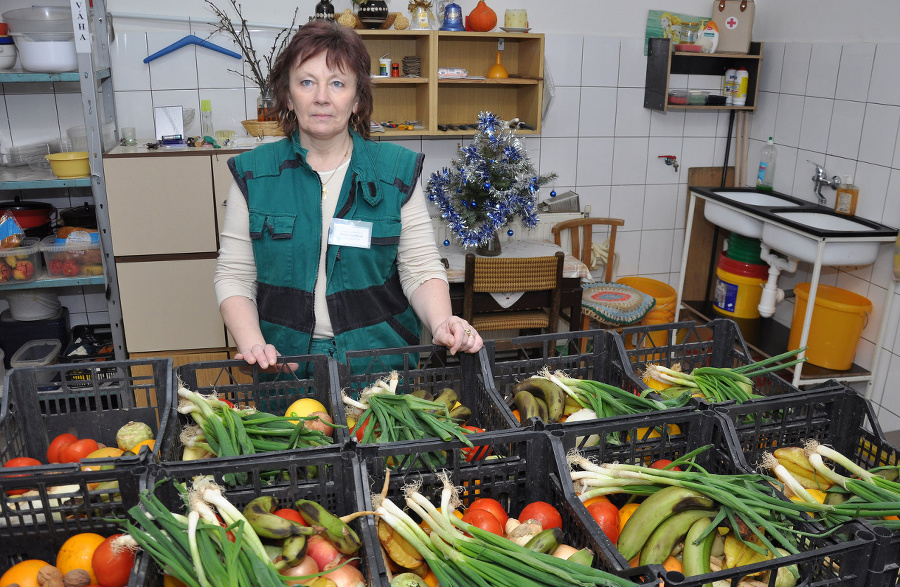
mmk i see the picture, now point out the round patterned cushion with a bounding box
[581,282,656,325]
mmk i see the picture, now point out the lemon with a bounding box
[285,398,328,423]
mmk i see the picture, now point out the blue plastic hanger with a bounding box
[143,34,242,63]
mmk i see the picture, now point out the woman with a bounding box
[214,19,482,374]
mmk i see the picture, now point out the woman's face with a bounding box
[287,51,359,143]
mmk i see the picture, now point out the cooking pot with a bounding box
[59,202,97,229]
[0,198,56,229]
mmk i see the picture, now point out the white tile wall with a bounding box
[7,27,900,432]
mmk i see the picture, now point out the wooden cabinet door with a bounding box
[104,156,217,256]
[118,258,226,352]
[129,349,231,388]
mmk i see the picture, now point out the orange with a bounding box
[662,555,683,574]
[56,532,106,583]
[131,439,156,453]
[422,568,439,587]
[512,409,521,423]
[0,559,50,587]
[617,502,640,535]
[164,575,190,587]
[583,495,611,507]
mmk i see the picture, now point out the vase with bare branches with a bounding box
[205,0,299,121]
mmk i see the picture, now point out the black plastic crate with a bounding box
[0,358,172,466]
[479,329,694,430]
[357,428,660,586]
[0,451,152,581]
[337,344,517,441]
[608,318,800,402]
[160,354,343,464]
[137,447,379,587]
[552,408,875,586]
[715,382,900,586]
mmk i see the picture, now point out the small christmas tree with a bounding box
[427,112,556,248]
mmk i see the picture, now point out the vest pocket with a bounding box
[337,218,400,284]
[249,210,297,284]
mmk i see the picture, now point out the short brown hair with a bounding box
[270,20,373,139]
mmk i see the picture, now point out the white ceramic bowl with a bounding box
[11,32,76,73]
[0,43,17,70]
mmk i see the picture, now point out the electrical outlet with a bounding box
[498,39,504,51]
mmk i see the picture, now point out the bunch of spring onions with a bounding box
[342,372,474,467]
[763,440,900,530]
[117,476,290,587]
[541,368,692,416]
[640,349,807,404]
[374,473,638,587]
[567,445,856,569]
[178,384,335,484]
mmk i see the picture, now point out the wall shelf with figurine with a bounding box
[355,30,544,136]
[644,37,763,112]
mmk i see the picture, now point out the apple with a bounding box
[12,259,34,280]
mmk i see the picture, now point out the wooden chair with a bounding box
[551,217,625,331]
[462,251,565,336]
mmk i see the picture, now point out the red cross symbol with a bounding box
[726,16,738,29]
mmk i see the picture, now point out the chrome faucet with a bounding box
[809,161,841,205]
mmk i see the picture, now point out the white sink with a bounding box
[761,210,880,265]
[701,190,800,238]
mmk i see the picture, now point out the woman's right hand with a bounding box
[235,342,281,369]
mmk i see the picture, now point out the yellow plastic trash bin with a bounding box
[788,283,871,370]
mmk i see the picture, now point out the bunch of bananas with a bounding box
[242,496,362,567]
[770,446,834,491]
[510,377,575,424]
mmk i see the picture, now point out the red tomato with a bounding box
[461,508,503,536]
[213,514,236,542]
[353,414,375,442]
[218,398,235,409]
[467,497,508,528]
[62,258,80,277]
[650,459,682,471]
[587,502,620,545]
[274,508,307,525]
[460,426,492,462]
[48,258,66,276]
[58,438,100,463]
[91,534,135,587]
[47,433,79,464]
[518,501,562,530]
[2,457,42,496]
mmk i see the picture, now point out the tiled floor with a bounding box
[885,429,900,447]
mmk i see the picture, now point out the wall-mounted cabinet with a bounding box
[356,30,544,136]
[644,37,763,112]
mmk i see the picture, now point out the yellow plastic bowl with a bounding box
[45,151,89,178]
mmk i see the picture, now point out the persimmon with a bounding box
[57,532,106,584]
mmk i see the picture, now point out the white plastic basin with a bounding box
[701,190,800,238]
[10,32,76,73]
[762,210,880,265]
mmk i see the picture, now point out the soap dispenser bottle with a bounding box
[200,99,214,138]
[834,175,859,215]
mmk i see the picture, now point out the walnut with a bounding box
[394,13,409,30]
[37,565,63,587]
[62,569,91,587]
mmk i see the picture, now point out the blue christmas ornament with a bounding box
[484,181,491,190]
[551,189,557,197]
[444,239,450,246]
[471,201,477,209]
[507,229,514,236]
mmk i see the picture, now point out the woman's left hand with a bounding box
[432,317,483,355]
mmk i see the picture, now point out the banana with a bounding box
[281,534,308,567]
[617,486,716,561]
[639,509,718,566]
[773,548,798,587]
[567,547,594,566]
[511,377,566,423]
[513,390,542,423]
[681,516,715,579]
[773,448,834,489]
[434,388,458,412]
[378,518,424,569]
[243,496,313,539]
[448,404,472,425]
[532,397,549,422]
[295,499,362,554]
[524,527,563,554]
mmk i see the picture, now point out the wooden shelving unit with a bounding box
[356,30,544,135]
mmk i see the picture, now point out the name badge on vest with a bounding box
[328,218,373,248]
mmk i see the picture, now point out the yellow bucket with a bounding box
[712,253,768,319]
[617,276,677,349]
[789,283,871,370]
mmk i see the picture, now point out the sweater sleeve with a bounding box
[397,183,448,299]
[214,180,257,307]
